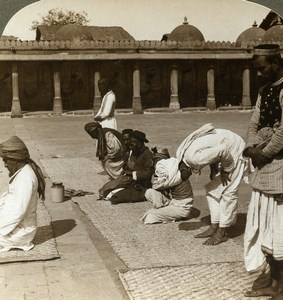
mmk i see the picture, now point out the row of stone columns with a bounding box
[169,64,252,110]
[10,63,252,117]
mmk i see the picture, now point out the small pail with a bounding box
[51,182,65,203]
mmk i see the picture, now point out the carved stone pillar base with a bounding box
[206,96,216,110]
[11,99,22,118]
[53,97,63,114]
[132,96,143,114]
[169,95,180,109]
[242,95,252,107]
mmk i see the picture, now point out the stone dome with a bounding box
[262,18,283,43]
[54,24,92,41]
[235,21,266,47]
[167,17,205,42]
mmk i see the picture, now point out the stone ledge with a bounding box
[144,107,179,113]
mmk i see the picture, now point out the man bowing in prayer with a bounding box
[176,123,247,246]
[0,136,45,252]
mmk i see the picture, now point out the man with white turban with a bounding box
[0,136,45,252]
[141,148,195,224]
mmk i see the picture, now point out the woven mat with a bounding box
[40,157,248,269]
[40,157,106,193]
[119,264,269,300]
[41,157,264,299]
[0,200,60,264]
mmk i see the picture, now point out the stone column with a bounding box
[242,66,251,107]
[93,69,102,113]
[132,65,143,114]
[206,65,216,110]
[11,63,22,117]
[53,71,63,114]
[169,65,180,109]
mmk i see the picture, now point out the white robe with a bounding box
[244,191,283,273]
[0,164,38,251]
[94,90,117,130]
[177,126,247,227]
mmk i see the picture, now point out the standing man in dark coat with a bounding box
[243,44,283,299]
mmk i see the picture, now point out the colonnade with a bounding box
[10,62,252,117]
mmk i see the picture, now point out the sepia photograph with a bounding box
[0,0,282,299]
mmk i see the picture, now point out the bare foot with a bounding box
[194,224,218,238]
[203,228,228,245]
[244,287,277,297]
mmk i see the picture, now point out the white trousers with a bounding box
[141,189,193,224]
[205,158,246,227]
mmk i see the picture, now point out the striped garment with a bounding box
[247,77,283,194]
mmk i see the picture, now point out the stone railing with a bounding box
[1,39,282,51]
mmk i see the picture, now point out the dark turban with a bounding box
[122,128,134,135]
[0,136,46,199]
[85,122,107,160]
[131,130,149,144]
[0,135,29,161]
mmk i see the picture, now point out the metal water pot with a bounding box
[51,182,65,203]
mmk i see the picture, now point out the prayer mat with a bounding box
[40,157,250,269]
[40,157,108,193]
[119,263,269,300]
[0,200,60,264]
[74,196,245,269]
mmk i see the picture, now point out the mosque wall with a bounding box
[0,58,261,113]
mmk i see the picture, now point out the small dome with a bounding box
[54,24,92,41]
[167,17,205,42]
[235,21,265,47]
[262,18,283,43]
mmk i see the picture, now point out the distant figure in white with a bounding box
[94,74,119,130]
[0,136,45,252]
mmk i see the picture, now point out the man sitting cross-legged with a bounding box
[141,148,198,224]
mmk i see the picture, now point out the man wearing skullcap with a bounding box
[176,123,247,246]
[141,148,196,224]
[242,44,283,299]
[99,130,153,204]
[84,122,126,179]
[94,74,118,130]
[0,136,45,252]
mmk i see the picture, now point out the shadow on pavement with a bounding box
[34,219,77,245]
[52,219,77,238]
[228,213,247,238]
[178,213,247,238]
[178,214,210,231]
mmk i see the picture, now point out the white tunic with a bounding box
[0,164,38,251]
[94,90,117,130]
[177,127,247,227]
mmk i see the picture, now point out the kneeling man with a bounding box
[0,136,45,252]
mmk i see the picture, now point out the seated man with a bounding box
[176,123,247,246]
[84,122,126,179]
[99,130,153,204]
[122,128,134,160]
[0,136,46,252]
[141,148,196,224]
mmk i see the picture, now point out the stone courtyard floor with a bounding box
[0,111,270,300]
